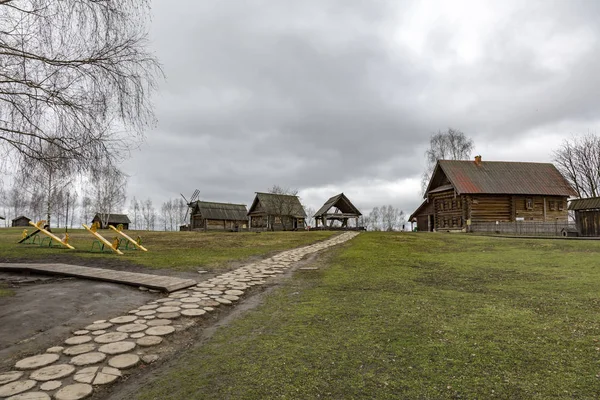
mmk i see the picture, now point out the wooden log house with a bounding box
[411,156,577,232]
[91,213,131,229]
[568,197,600,237]
[189,201,248,231]
[247,192,306,231]
[313,193,362,229]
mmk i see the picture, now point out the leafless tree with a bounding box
[0,0,162,174]
[80,195,92,226]
[141,197,155,230]
[129,196,140,230]
[421,128,474,195]
[88,161,127,227]
[553,134,600,198]
[304,206,315,228]
[267,185,302,231]
[368,206,381,231]
[381,205,405,231]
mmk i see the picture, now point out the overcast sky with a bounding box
[122,0,600,216]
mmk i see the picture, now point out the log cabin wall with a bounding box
[513,195,568,222]
[430,190,464,231]
[468,195,512,222]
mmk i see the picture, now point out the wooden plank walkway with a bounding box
[0,263,196,293]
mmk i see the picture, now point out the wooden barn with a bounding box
[411,156,576,232]
[568,197,600,237]
[313,193,362,229]
[247,192,306,231]
[91,213,130,229]
[188,201,248,231]
[11,216,31,227]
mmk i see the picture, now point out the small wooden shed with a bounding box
[189,201,248,231]
[313,193,362,229]
[409,200,435,232]
[91,213,130,229]
[247,192,306,231]
[11,216,31,227]
[568,197,600,237]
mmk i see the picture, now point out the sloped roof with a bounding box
[248,192,306,217]
[191,201,248,221]
[12,215,30,222]
[92,213,131,224]
[409,200,434,221]
[314,193,362,217]
[568,197,600,211]
[426,160,577,197]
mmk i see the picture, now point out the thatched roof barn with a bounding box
[313,193,362,229]
[189,201,248,231]
[247,192,306,231]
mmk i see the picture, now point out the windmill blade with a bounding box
[180,193,189,204]
[190,189,200,202]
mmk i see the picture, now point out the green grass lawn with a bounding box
[138,232,600,399]
[0,227,336,272]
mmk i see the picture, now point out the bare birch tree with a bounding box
[88,162,128,227]
[0,0,162,172]
[553,134,600,198]
[267,185,302,231]
[421,128,474,195]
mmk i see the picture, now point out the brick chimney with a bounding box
[474,155,482,165]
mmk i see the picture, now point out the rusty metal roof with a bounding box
[191,201,248,221]
[429,160,577,196]
[568,197,600,210]
[314,193,362,217]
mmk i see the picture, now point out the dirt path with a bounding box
[97,250,323,400]
[0,273,156,371]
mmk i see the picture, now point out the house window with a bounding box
[558,201,564,211]
[549,201,556,211]
[526,198,533,210]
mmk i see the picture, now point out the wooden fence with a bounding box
[469,221,576,237]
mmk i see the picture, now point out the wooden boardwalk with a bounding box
[0,263,196,292]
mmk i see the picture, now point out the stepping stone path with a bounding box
[1,232,358,399]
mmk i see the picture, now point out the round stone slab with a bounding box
[98,341,136,355]
[146,319,172,326]
[73,330,89,336]
[108,354,140,369]
[109,315,137,324]
[162,301,182,307]
[204,307,215,312]
[84,322,112,331]
[181,309,206,317]
[130,332,145,339]
[40,380,62,391]
[156,306,180,313]
[90,330,107,336]
[145,325,175,336]
[135,310,156,316]
[0,371,23,385]
[15,354,59,370]
[181,304,199,309]
[72,367,98,384]
[0,380,36,397]
[93,367,122,385]
[222,295,239,301]
[71,352,106,366]
[30,364,75,381]
[46,346,64,354]
[215,298,232,305]
[116,324,147,333]
[168,292,189,298]
[197,300,220,307]
[179,297,201,303]
[54,383,92,400]
[225,290,244,296]
[203,290,223,295]
[136,335,163,347]
[63,344,96,356]
[138,304,159,310]
[64,336,92,345]
[94,332,128,344]
[6,392,51,400]
[156,312,180,319]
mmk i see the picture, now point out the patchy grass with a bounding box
[138,233,600,399]
[0,284,14,297]
[0,227,336,272]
